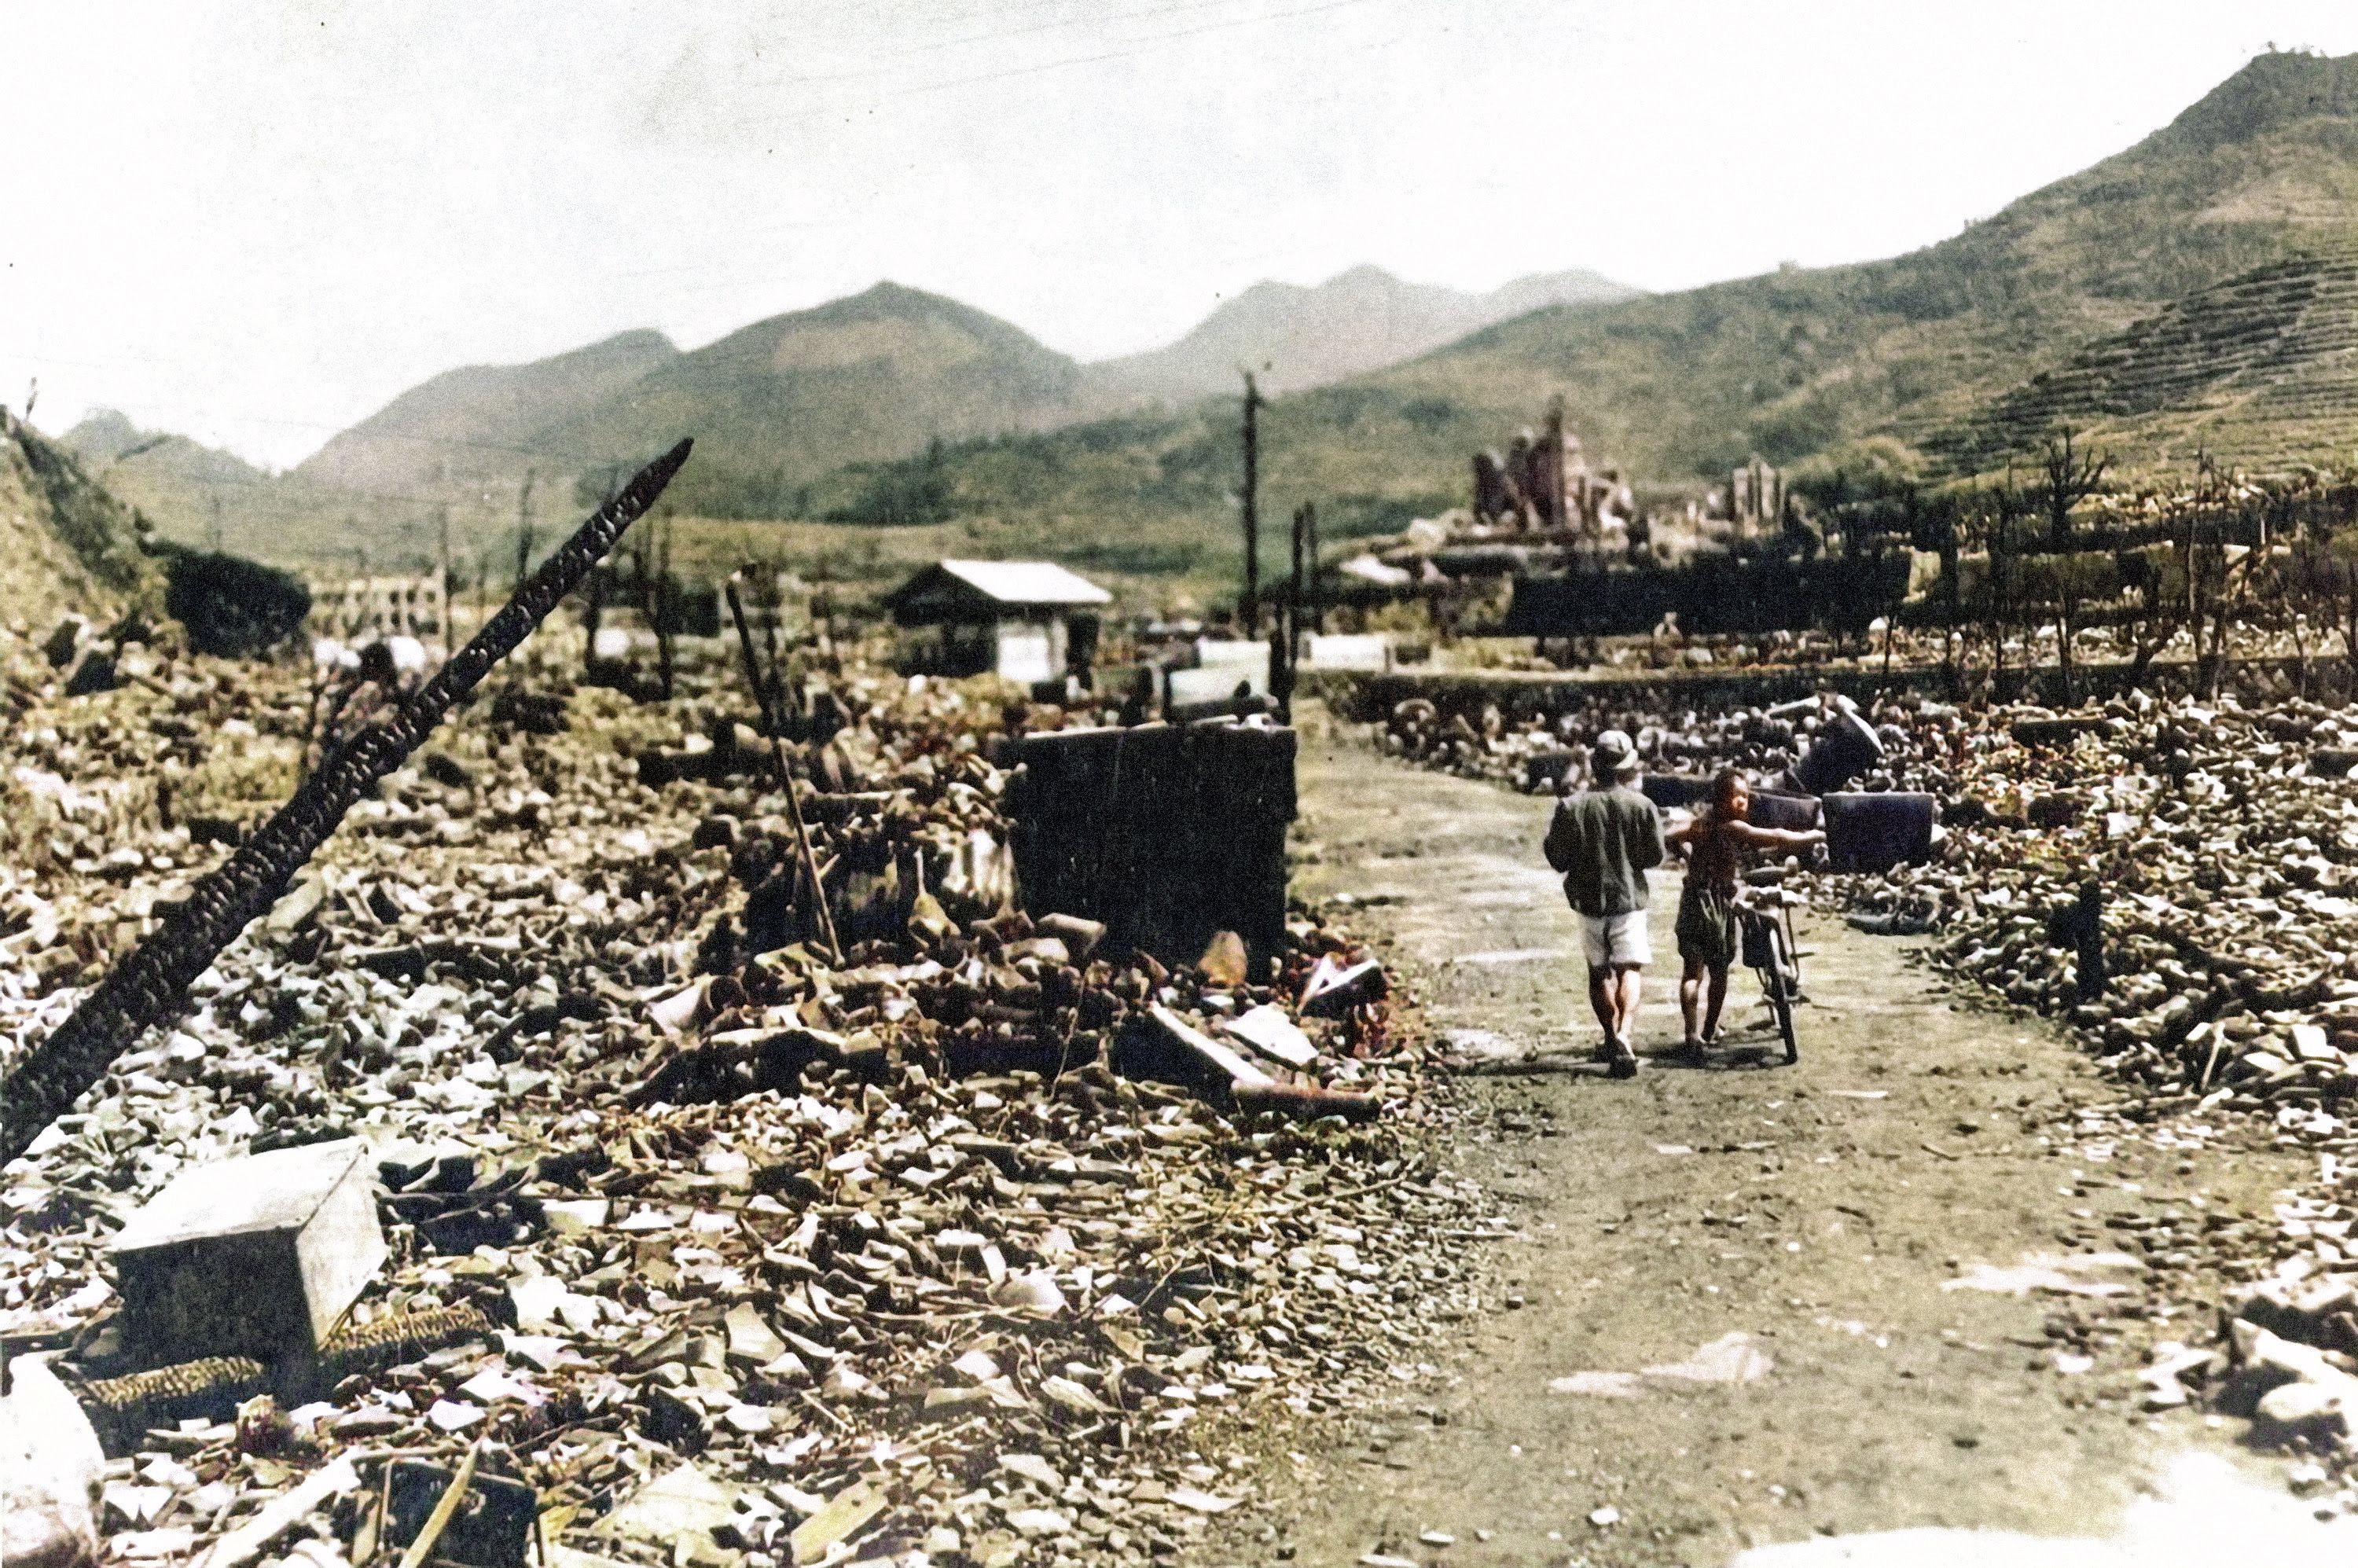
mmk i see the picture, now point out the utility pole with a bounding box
[1276,501,1309,711]
[1290,503,1306,629]
[514,471,538,592]
[1240,371,1261,635]
[209,494,224,554]
[1302,500,1320,637]
[1542,396,1568,531]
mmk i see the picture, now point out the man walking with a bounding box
[1543,729,1665,1077]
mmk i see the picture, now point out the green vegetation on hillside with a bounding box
[61,410,279,555]
[765,47,2358,582]
[44,50,2358,602]
[294,329,682,497]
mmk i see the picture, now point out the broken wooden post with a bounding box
[0,439,693,1166]
[2073,878,2106,1000]
[725,578,841,965]
[654,511,677,701]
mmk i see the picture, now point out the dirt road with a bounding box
[1252,729,2318,1567]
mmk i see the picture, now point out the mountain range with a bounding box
[56,409,278,559]
[61,261,1641,570]
[50,49,2358,589]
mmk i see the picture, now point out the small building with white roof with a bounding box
[883,559,1111,685]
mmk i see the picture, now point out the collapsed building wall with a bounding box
[1006,718,1295,968]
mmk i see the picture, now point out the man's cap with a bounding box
[1593,728,1640,775]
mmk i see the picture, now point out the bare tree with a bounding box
[1978,474,2028,700]
[2188,454,2250,699]
[2032,430,2110,705]
[2119,486,2184,685]
[2258,476,2329,696]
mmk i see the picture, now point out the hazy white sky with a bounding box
[7,1,2358,470]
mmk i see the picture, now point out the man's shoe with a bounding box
[1667,1037,1708,1067]
[1607,1046,1640,1079]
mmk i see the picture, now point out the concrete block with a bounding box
[111,1139,385,1366]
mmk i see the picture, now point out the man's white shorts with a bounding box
[1581,911,1651,971]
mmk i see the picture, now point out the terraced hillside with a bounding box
[1929,248,2358,476]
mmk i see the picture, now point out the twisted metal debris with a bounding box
[0,439,692,1165]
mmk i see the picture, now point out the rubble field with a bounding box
[1,630,1510,1568]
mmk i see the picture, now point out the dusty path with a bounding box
[1250,730,2314,1568]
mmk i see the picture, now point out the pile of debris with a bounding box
[3,636,1492,1568]
[1377,690,1959,799]
[1846,694,2358,1109]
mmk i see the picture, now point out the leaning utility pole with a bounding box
[0,441,694,1166]
[1240,371,1262,635]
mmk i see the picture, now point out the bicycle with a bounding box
[1735,886,1804,1065]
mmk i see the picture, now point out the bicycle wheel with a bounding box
[1765,923,1799,1064]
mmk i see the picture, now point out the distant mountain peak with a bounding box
[832,279,990,318]
[59,407,145,464]
[2161,48,2358,152]
[590,328,679,354]
[1088,263,1640,403]
[846,278,924,307]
